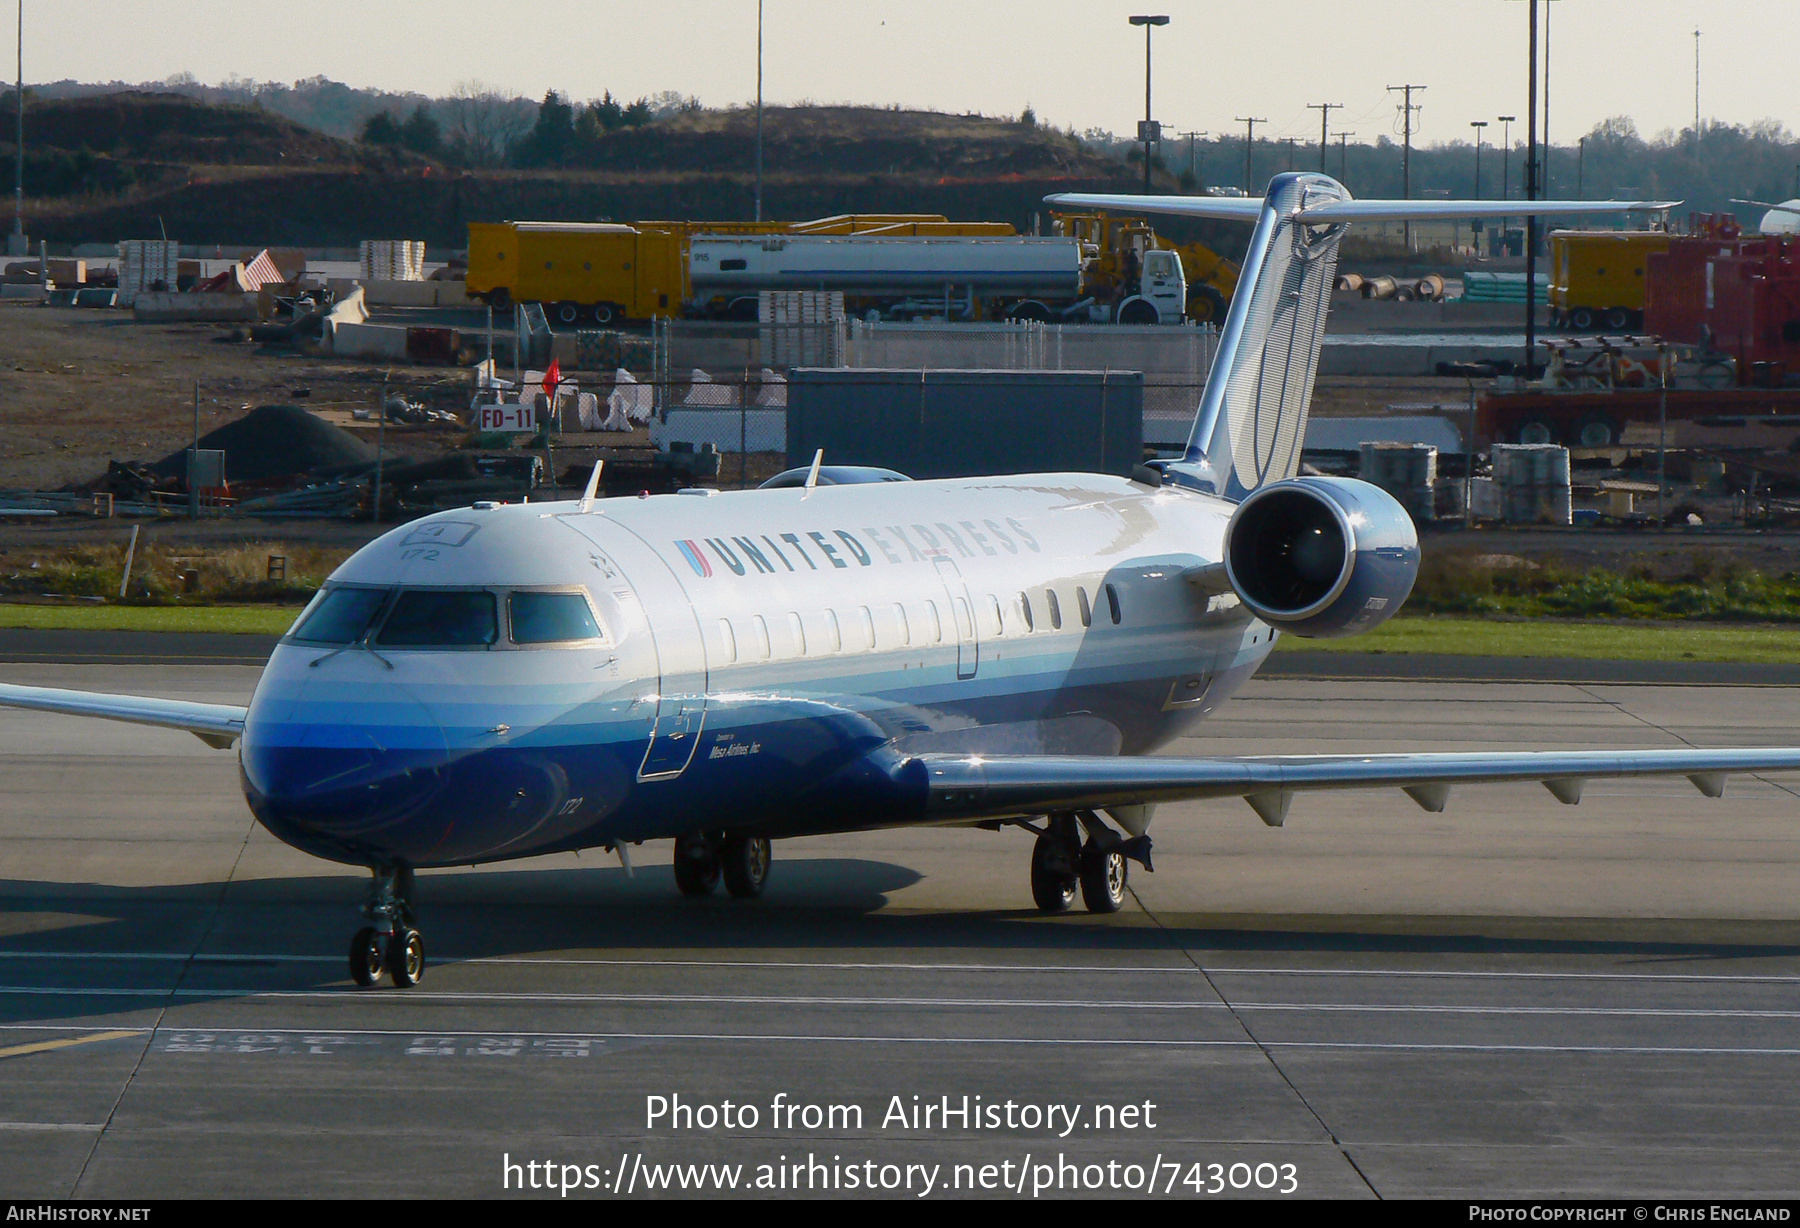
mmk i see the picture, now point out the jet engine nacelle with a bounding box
[1222,476,1419,639]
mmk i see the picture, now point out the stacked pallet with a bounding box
[359,240,426,282]
[117,240,181,306]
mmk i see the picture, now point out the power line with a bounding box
[1307,102,1342,173]
[1236,116,1266,194]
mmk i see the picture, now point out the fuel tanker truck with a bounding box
[465,217,1190,326]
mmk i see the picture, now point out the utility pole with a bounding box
[1283,136,1296,172]
[1337,131,1354,183]
[1498,114,1516,247]
[12,0,21,249]
[1684,26,1699,148]
[1388,84,1425,249]
[1129,15,1169,195]
[1577,134,1586,199]
[1236,116,1265,194]
[1526,0,1540,378]
[1542,0,1553,194]
[1307,102,1342,172]
[1177,129,1206,185]
[752,0,764,221]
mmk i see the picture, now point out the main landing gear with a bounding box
[1026,812,1153,915]
[673,832,772,899]
[349,863,425,988]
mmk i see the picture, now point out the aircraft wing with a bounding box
[0,683,246,750]
[1044,192,1678,225]
[922,747,1800,827]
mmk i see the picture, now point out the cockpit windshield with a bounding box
[290,586,390,645]
[374,590,499,647]
[509,591,602,643]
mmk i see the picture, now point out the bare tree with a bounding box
[445,79,529,166]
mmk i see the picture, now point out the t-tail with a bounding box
[1048,175,1679,501]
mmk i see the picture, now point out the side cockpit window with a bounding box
[290,586,390,645]
[509,590,604,644]
[375,590,499,647]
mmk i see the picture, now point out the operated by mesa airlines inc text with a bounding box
[646,1092,1155,1135]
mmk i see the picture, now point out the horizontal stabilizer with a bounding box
[0,682,246,749]
[922,747,1800,822]
[1046,191,1679,225]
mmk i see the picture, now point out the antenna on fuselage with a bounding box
[802,449,824,497]
[578,459,604,513]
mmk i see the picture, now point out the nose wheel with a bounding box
[349,864,425,988]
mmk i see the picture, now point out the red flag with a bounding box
[541,360,561,398]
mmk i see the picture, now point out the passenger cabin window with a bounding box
[1046,589,1062,630]
[718,619,737,664]
[1105,583,1122,625]
[1018,592,1035,632]
[859,606,876,650]
[825,609,843,652]
[926,600,943,642]
[508,590,601,644]
[376,590,498,647]
[752,615,771,660]
[788,611,806,656]
[292,586,388,644]
[986,595,1004,636]
[893,603,910,645]
[953,597,973,639]
[1076,586,1092,628]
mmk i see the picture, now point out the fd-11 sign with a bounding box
[476,402,537,433]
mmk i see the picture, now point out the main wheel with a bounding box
[553,301,584,327]
[1569,306,1597,331]
[1029,834,1078,913]
[349,926,385,987]
[1604,306,1632,331]
[592,302,619,326]
[673,834,720,897]
[720,834,771,899]
[1574,414,1619,449]
[387,927,425,988]
[1186,284,1228,326]
[1079,844,1128,914]
[1516,419,1556,446]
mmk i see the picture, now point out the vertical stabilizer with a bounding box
[1185,172,1346,499]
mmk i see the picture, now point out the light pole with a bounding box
[1498,114,1516,251]
[1129,15,1168,195]
[1576,134,1586,199]
[12,0,21,247]
[1470,120,1488,256]
[752,0,759,222]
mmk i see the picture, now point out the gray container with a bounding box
[1359,441,1437,523]
[787,368,1143,478]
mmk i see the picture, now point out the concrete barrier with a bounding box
[0,284,47,302]
[328,321,410,361]
[326,278,475,308]
[131,291,256,322]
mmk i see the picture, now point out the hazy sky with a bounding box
[18,1,1797,147]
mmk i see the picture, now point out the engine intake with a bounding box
[1223,477,1419,639]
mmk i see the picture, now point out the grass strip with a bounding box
[1277,617,1800,664]
[0,604,301,635]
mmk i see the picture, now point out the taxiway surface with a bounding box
[1,657,1798,1199]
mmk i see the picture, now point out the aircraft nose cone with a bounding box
[240,671,450,863]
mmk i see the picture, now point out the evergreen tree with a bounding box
[359,110,402,147]
[400,105,442,157]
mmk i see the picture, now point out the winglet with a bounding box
[578,460,604,513]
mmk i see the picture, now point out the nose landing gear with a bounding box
[349,864,424,988]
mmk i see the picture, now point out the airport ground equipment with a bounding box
[1051,210,1240,325]
[1547,229,1672,332]
[15,175,1793,992]
[1646,218,1800,386]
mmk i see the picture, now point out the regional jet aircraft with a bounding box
[6,173,1794,990]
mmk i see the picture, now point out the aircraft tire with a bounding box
[1079,845,1128,914]
[720,834,772,899]
[673,834,721,897]
[1029,834,1078,913]
[388,927,425,988]
[349,926,385,987]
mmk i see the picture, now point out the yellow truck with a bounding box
[1050,211,1240,325]
[1547,230,1673,332]
[465,215,1020,326]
